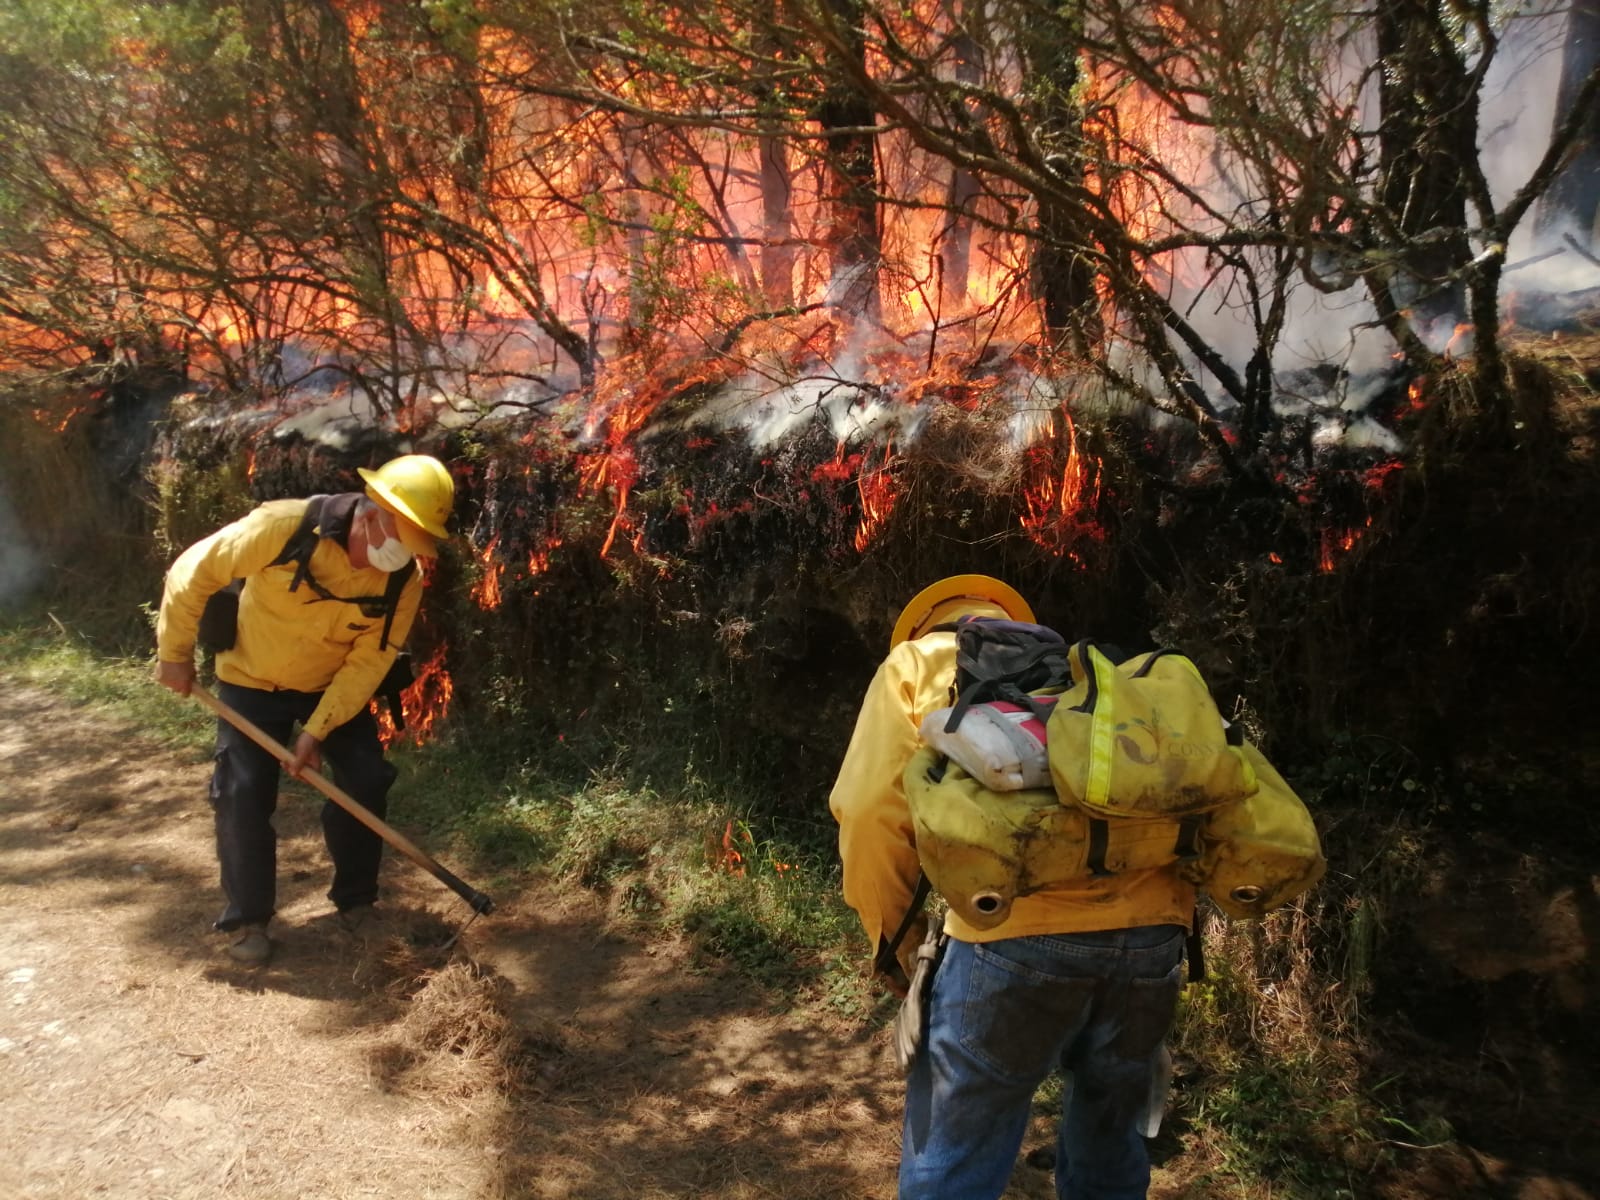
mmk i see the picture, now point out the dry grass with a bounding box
[372,953,541,1106]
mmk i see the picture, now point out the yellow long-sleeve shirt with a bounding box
[829,622,1196,972]
[156,498,422,741]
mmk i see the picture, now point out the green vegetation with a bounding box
[0,621,213,757]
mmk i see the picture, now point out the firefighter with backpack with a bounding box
[153,454,454,966]
[829,574,1200,1200]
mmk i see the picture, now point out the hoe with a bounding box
[193,686,495,929]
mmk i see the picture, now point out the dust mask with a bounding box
[365,532,413,572]
[360,505,414,572]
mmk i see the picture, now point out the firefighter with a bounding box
[154,454,453,965]
[830,575,1190,1200]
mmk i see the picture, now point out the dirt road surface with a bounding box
[6,680,1118,1200]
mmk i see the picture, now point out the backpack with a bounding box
[899,617,1324,936]
[196,494,416,656]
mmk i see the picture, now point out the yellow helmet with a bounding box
[890,574,1035,648]
[358,455,454,551]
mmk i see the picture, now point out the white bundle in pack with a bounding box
[918,698,1058,792]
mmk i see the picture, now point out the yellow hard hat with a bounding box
[890,574,1035,648]
[358,455,454,553]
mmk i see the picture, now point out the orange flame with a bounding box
[376,643,455,747]
[1444,324,1475,359]
[471,534,505,610]
[527,535,563,578]
[853,441,899,552]
[1401,377,1428,417]
[1020,413,1104,558]
[716,819,752,878]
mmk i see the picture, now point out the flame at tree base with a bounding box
[1020,413,1106,561]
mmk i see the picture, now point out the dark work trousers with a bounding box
[210,681,398,930]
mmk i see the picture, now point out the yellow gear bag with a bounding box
[903,639,1326,928]
[903,746,1186,931]
[1197,741,1327,918]
[1048,641,1258,818]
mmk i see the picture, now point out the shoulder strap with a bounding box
[875,873,934,979]
[270,495,328,593]
[271,493,412,651]
[377,560,416,651]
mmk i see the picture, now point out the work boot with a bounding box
[227,923,272,965]
[337,904,381,940]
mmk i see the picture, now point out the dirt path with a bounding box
[0,681,970,1200]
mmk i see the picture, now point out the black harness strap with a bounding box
[1186,907,1207,982]
[275,494,416,651]
[936,618,1071,734]
[1087,817,1113,877]
[1173,814,1203,862]
[876,873,934,979]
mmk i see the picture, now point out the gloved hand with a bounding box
[893,914,946,1075]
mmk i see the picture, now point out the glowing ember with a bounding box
[376,644,455,747]
[854,441,899,553]
[1318,516,1375,573]
[812,442,860,483]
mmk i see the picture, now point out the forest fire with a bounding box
[3,0,1593,641]
[375,644,455,747]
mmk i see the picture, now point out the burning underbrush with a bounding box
[95,310,1589,792]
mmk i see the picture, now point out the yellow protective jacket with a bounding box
[156,498,423,741]
[829,625,1196,973]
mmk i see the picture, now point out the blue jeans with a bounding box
[900,925,1186,1200]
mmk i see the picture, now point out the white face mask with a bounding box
[365,532,413,572]
[358,504,414,572]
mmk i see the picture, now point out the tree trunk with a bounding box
[939,2,985,307]
[759,127,796,308]
[817,0,882,323]
[1017,3,1102,353]
[1376,0,1476,330]
[1534,0,1600,250]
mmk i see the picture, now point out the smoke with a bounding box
[1483,0,1592,287]
[0,465,42,610]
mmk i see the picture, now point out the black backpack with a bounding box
[935,615,1074,732]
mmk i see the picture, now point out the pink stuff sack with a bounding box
[919,697,1059,792]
